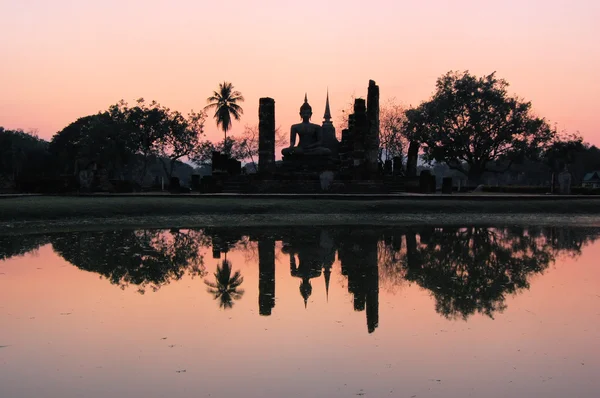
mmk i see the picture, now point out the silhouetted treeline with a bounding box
[0,99,203,193]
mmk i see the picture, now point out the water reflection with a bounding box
[204,257,245,309]
[51,229,207,293]
[2,225,599,329]
[0,234,49,261]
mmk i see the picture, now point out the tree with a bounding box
[405,71,553,184]
[0,128,50,186]
[543,132,585,190]
[156,109,206,179]
[118,99,172,183]
[233,124,287,169]
[379,99,407,164]
[204,82,244,141]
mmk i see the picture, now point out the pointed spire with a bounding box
[304,92,308,103]
[323,88,331,122]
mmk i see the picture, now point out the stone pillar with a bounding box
[258,97,275,173]
[406,141,419,177]
[442,177,453,194]
[393,156,403,175]
[558,168,572,195]
[384,160,392,175]
[352,99,368,178]
[366,80,380,176]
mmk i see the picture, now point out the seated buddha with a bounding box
[281,95,332,158]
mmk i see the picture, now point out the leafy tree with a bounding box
[204,259,244,309]
[49,110,138,178]
[204,82,244,141]
[156,109,205,179]
[0,128,51,188]
[543,132,585,171]
[543,132,585,190]
[405,71,553,184]
[379,99,407,164]
[52,100,205,184]
[117,99,172,182]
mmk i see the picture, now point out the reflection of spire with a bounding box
[323,88,332,123]
[300,279,312,309]
[324,265,331,302]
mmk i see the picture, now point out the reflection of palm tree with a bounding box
[204,82,244,141]
[204,259,244,309]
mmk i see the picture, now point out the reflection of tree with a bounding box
[51,229,206,293]
[377,233,406,293]
[204,259,244,309]
[0,234,49,261]
[403,227,556,320]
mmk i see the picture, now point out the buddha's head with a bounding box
[300,94,312,122]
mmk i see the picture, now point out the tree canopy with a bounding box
[405,71,553,183]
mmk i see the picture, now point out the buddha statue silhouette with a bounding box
[282,94,332,158]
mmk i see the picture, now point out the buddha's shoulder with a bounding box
[291,122,321,130]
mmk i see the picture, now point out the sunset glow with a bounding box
[1,0,599,145]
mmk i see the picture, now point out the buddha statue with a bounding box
[282,95,332,158]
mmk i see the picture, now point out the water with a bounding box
[1,225,599,398]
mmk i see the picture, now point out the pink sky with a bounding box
[1,0,599,146]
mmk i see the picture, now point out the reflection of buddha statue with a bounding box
[282,94,332,158]
[282,230,335,307]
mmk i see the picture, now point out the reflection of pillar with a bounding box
[258,98,275,173]
[365,238,379,334]
[258,237,276,316]
[406,232,418,270]
[339,232,379,334]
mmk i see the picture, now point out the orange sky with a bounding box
[1,0,599,147]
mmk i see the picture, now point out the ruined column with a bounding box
[352,99,368,179]
[366,80,380,176]
[406,140,419,177]
[258,97,275,173]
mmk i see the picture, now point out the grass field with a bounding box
[1,194,600,234]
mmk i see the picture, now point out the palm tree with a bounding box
[204,82,244,141]
[204,259,244,309]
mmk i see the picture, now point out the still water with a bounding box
[1,225,599,398]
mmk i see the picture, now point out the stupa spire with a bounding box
[323,88,332,122]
